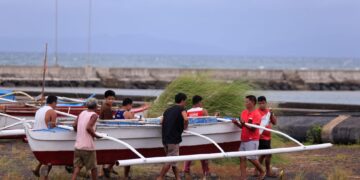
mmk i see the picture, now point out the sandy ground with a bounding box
[0,139,359,180]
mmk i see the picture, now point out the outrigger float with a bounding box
[0,112,332,167]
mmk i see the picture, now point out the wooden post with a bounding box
[40,43,48,105]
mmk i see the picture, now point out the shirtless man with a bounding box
[114,98,135,179]
[99,90,118,177]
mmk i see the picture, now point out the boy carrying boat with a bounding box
[99,90,115,120]
[183,95,211,179]
[72,98,101,180]
[157,93,189,180]
[115,98,135,119]
[256,96,277,177]
[110,97,135,179]
[99,90,120,178]
[232,95,265,180]
[32,95,58,180]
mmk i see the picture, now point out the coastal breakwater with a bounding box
[1,66,360,90]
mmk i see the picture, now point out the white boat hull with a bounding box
[26,121,241,165]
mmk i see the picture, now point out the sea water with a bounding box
[0,52,360,70]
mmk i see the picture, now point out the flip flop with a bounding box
[278,170,284,180]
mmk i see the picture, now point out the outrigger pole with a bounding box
[117,144,331,166]
[0,90,88,104]
[0,112,32,137]
[57,125,146,161]
[0,96,76,118]
[0,91,35,100]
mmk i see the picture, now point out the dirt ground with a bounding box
[0,139,359,180]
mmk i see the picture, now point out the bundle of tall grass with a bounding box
[148,74,252,117]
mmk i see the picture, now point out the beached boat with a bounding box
[0,91,149,117]
[0,105,148,139]
[25,117,241,165]
[0,107,148,140]
[0,90,149,138]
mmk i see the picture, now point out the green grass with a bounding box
[327,168,351,180]
[148,73,252,117]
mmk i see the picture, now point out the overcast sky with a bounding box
[0,0,359,57]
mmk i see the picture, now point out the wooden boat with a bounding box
[0,103,87,117]
[25,117,241,165]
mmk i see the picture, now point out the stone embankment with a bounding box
[1,66,360,90]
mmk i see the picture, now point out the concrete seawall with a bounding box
[1,66,360,90]
[277,115,360,144]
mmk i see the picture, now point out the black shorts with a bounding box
[259,139,271,150]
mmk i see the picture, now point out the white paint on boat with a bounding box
[26,120,240,152]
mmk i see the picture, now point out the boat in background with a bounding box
[0,90,149,139]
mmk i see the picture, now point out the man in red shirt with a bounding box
[257,96,277,177]
[183,95,210,178]
[232,95,265,180]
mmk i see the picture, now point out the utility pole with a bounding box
[54,0,59,66]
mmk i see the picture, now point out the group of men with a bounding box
[32,90,276,180]
[157,93,277,180]
[32,90,135,180]
[232,95,277,180]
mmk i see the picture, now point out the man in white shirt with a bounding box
[32,95,58,180]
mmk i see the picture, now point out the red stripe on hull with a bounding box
[33,141,240,165]
[0,135,25,139]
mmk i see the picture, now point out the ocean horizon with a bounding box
[1,52,359,70]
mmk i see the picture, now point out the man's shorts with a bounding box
[259,139,271,150]
[239,140,259,160]
[73,149,97,171]
[164,144,179,167]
